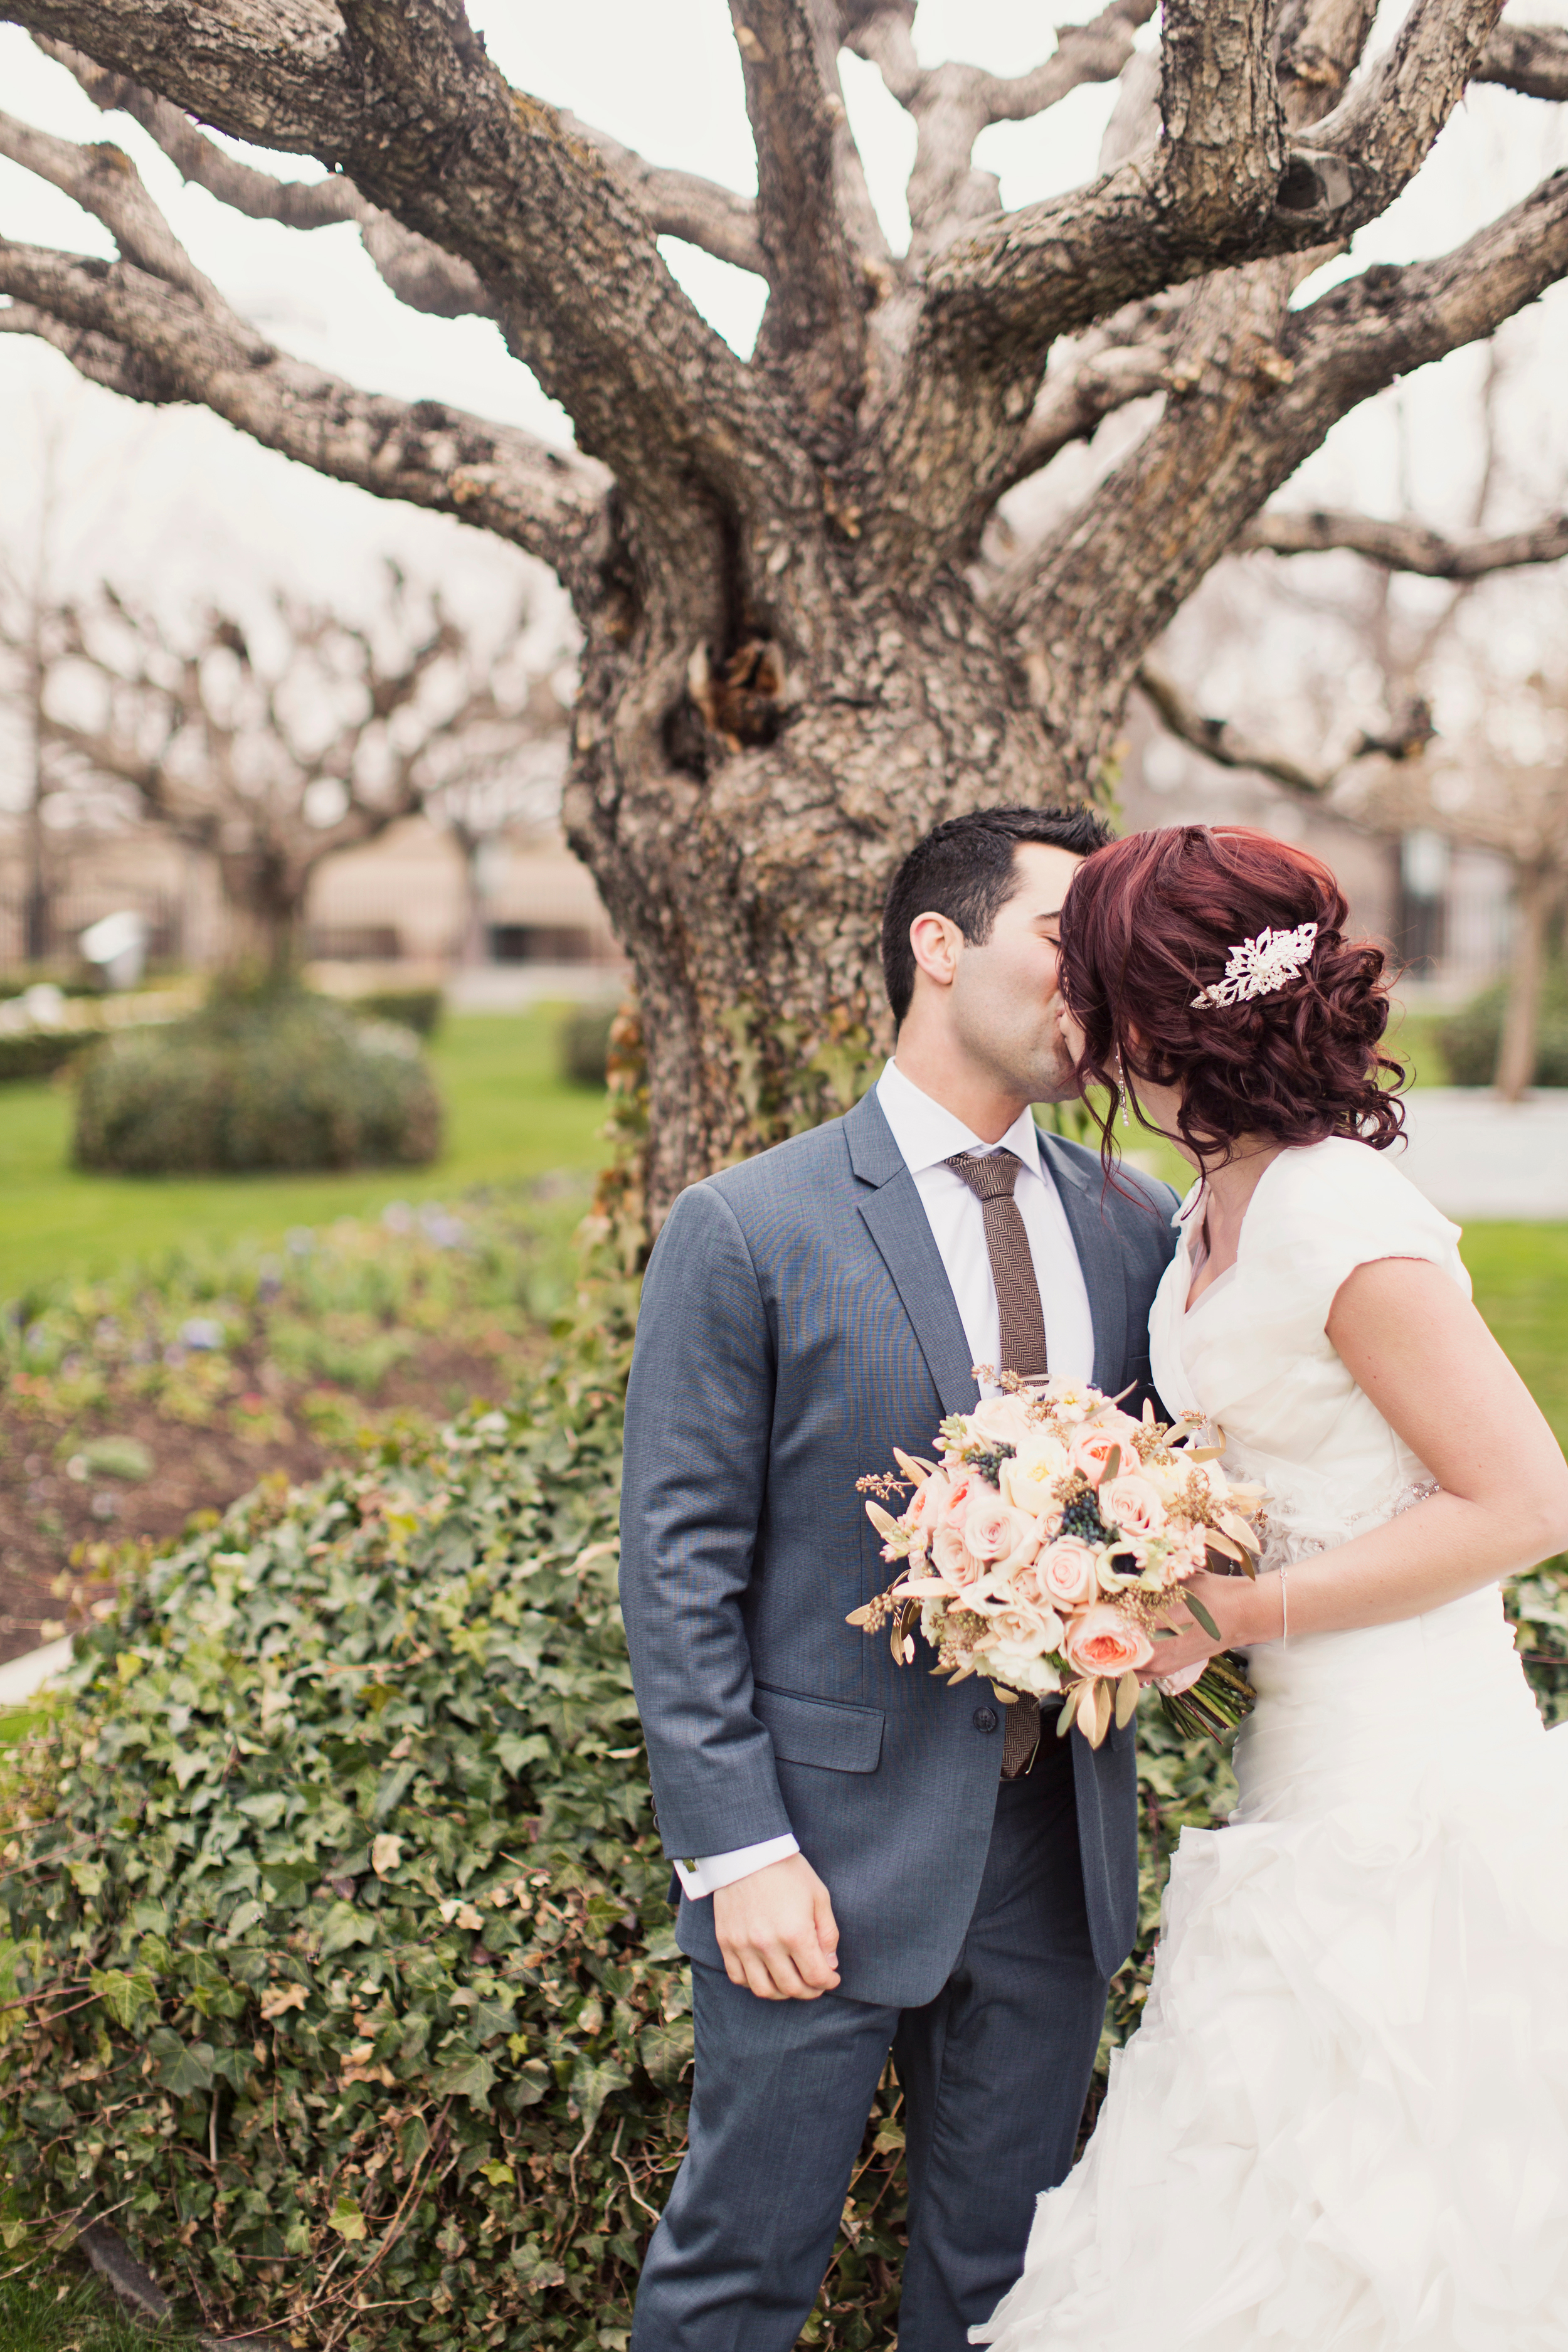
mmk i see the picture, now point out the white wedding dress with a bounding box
[977,1135,1568,2351]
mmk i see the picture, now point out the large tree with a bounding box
[3,1,1568,1218]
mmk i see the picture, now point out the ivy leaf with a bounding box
[432,2047,495,2104]
[570,2053,629,2134]
[147,2027,215,2098]
[638,2020,693,2090]
[327,2192,366,2243]
[90,1966,159,2036]
[317,1900,375,1957]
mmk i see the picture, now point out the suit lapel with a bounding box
[1036,1128,1128,1394]
[845,1093,978,1420]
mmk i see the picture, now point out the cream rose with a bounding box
[1000,1431,1071,1513]
[1063,1604,1155,1678]
[965,1497,1046,1577]
[978,1604,1063,1660]
[971,1393,1037,1448]
[1099,1473,1168,1539]
[1037,1536,1101,1608]
[932,1519,983,1586]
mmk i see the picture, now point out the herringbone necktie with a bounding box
[945,1147,1047,1779]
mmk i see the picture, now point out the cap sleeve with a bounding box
[1243,1138,1468,1348]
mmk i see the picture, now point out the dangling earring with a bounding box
[1115,1051,1130,1131]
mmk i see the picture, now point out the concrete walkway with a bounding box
[1397,1089,1568,1221]
[0,1634,72,1707]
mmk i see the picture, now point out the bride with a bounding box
[977,824,1568,2352]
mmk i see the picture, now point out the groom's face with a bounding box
[949,841,1082,1104]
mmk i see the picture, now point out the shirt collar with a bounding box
[876,1058,1044,1184]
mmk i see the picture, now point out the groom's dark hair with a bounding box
[881,805,1114,1025]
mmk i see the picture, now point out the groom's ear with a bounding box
[908,910,964,994]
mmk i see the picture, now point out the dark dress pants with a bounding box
[630,1731,1108,2352]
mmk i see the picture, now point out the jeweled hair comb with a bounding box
[1190,920,1318,1009]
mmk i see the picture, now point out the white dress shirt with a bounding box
[672,1057,1096,1900]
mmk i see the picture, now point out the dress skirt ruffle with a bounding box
[975,1588,1568,2351]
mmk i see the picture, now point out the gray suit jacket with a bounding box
[619,1089,1180,2005]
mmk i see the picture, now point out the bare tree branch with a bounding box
[555,112,763,277]
[729,1,886,415]
[845,0,1156,260]
[35,37,495,319]
[1135,655,1434,798]
[0,109,225,303]
[0,235,610,585]
[1002,335,1173,487]
[1241,504,1568,576]
[1000,134,1568,775]
[1475,18,1568,102]
[924,0,1505,363]
[4,0,781,585]
[43,38,764,295]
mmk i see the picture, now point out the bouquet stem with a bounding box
[1155,1650,1254,1742]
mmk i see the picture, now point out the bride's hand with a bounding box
[1136,1571,1277,1683]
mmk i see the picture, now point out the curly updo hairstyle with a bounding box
[1059,824,1406,1168]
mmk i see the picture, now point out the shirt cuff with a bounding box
[672,1834,800,1900]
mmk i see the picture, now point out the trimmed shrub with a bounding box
[0,1030,100,1086]
[558,1007,615,1090]
[1436,964,1568,1088]
[352,988,445,1037]
[72,993,442,1174]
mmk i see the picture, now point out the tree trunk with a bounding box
[213,849,307,987]
[1494,867,1563,1100]
[564,529,1068,1226]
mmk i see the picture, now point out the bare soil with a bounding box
[0,1337,535,1666]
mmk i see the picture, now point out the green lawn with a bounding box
[0,1009,608,1298]
[1461,1224,1568,1448]
[0,2269,188,2352]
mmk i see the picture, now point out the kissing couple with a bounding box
[619,807,1568,2349]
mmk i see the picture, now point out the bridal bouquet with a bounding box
[850,1377,1265,1747]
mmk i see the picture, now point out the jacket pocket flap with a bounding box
[753,1683,883,1774]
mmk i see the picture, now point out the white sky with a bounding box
[0,0,1566,770]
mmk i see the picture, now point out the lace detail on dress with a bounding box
[1253,1477,1439,1576]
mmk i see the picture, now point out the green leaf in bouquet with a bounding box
[1185,1592,1222,1641]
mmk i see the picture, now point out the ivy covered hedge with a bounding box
[4,1047,1566,2351]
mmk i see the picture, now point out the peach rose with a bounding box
[938,1473,977,1528]
[904,1470,952,1537]
[1062,1604,1155,1678]
[1099,1473,1168,1540]
[971,1394,1037,1448]
[1037,1536,1101,1608]
[1067,1413,1141,1486]
[932,1519,983,1586]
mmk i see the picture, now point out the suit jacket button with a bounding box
[972,1706,999,1734]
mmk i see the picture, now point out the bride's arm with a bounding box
[1150,1256,1568,1665]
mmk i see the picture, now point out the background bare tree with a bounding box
[40,566,558,978]
[1361,672,1568,1097]
[3,0,1568,1216]
[418,661,571,967]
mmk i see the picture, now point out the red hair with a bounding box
[1059,825,1406,1167]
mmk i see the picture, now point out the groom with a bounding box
[620,807,1180,2350]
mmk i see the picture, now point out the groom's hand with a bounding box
[712,1853,841,2001]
